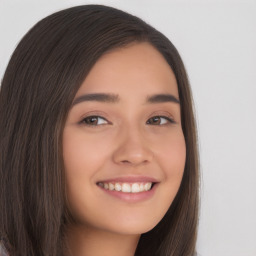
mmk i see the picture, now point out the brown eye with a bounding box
[146,116,174,125]
[81,116,108,126]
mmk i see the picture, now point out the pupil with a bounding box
[150,116,160,125]
[88,117,97,124]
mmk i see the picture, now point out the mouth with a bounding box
[96,177,158,202]
[97,181,156,193]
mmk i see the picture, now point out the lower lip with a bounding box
[98,183,158,203]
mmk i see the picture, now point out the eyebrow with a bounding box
[72,93,180,106]
[146,94,180,104]
[72,93,119,105]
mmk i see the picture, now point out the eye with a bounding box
[146,116,175,125]
[80,116,109,126]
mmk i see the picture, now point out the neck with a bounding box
[65,224,140,256]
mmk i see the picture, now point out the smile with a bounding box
[96,178,158,202]
[97,182,153,193]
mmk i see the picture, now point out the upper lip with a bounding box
[97,176,159,183]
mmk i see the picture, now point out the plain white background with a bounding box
[0,0,256,255]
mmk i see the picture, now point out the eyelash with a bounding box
[79,115,175,126]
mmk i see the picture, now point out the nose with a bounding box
[112,127,154,166]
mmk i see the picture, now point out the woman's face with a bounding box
[63,42,186,235]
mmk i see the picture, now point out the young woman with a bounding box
[0,5,199,256]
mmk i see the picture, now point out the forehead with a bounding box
[76,42,179,99]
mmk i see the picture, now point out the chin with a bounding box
[100,214,163,236]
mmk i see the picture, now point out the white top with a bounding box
[0,243,8,256]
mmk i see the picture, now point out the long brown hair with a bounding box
[0,5,199,256]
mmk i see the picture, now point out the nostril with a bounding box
[121,160,130,164]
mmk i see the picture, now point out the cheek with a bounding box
[156,129,186,173]
[155,130,186,197]
[63,128,110,177]
[62,128,110,221]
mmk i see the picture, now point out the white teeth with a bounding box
[145,183,152,191]
[131,183,140,193]
[122,183,131,193]
[115,183,122,191]
[109,183,114,190]
[98,182,153,193]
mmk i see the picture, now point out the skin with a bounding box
[63,42,186,256]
